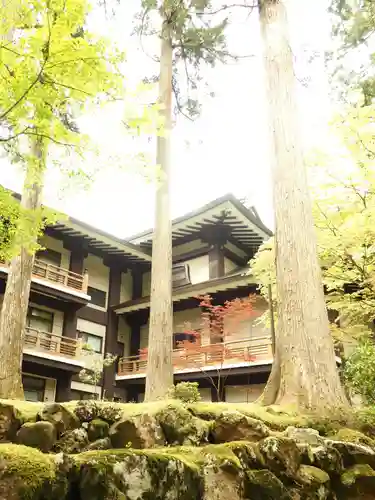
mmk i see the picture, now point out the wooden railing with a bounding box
[0,258,88,294]
[117,336,273,376]
[24,327,82,359]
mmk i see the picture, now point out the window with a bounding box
[87,286,107,308]
[71,390,98,401]
[36,248,62,267]
[172,264,191,288]
[78,331,103,353]
[173,332,199,349]
[27,307,54,333]
[23,375,45,402]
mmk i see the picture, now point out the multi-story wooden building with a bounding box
[0,194,273,403]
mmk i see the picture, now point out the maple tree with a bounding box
[140,295,257,401]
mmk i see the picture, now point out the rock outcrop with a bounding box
[0,399,375,499]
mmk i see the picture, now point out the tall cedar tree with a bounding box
[258,0,349,412]
[138,0,230,401]
[0,0,125,398]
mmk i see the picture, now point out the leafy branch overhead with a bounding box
[135,0,256,118]
[0,0,125,154]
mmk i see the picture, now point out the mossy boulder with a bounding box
[38,403,79,435]
[88,419,109,441]
[258,436,301,477]
[54,428,89,454]
[16,421,56,453]
[211,411,269,444]
[0,402,23,442]
[245,469,290,499]
[0,443,67,499]
[295,465,330,499]
[339,463,375,497]
[83,437,111,452]
[72,400,122,425]
[156,404,211,446]
[109,413,165,449]
[332,428,375,449]
[284,427,325,447]
[306,443,344,475]
[74,449,204,500]
[328,439,375,468]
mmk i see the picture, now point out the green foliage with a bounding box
[79,352,117,399]
[74,400,122,424]
[331,0,375,103]
[343,338,375,404]
[0,0,125,152]
[168,382,202,404]
[251,104,375,341]
[135,0,235,117]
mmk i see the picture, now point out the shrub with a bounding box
[168,382,201,404]
[343,338,375,405]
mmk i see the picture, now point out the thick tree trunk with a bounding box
[0,138,45,399]
[144,23,174,402]
[258,0,349,412]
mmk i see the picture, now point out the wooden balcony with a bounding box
[24,327,82,359]
[0,258,88,294]
[117,336,273,377]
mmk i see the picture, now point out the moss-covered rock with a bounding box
[88,418,109,441]
[54,428,89,454]
[83,437,111,452]
[306,443,344,475]
[295,465,330,499]
[211,411,269,444]
[74,448,204,500]
[38,403,79,436]
[72,400,123,425]
[284,427,325,447]
[0,443,66,500]
[16,421,56,453]
[328,439,375,468]
[258,436,301,477]
[0,402,23,442]
[156,404,211,446]
[245,469,290,499]
[332,428,375,448]
[109,413,165,449]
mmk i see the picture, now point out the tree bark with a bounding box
[144,20,174,402]
[0,138,45,399]
[258,0,349,412]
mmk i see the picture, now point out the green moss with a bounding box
[74,446,204,500]
[0,443,56,499]
[297,465,330,485]
[330,428,375,448]
[341,464,375,486]
[88,419,109,441]
[0,399,42,423]
[188,403,309,431]
[155,403,212,445]
[245,469,290,499]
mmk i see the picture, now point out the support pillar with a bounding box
[202,224,230,279]
[62,307,78,339]
[103,266,122,400]
[55,373,72,402]
[62,246,88,338]
[208,244,225,279]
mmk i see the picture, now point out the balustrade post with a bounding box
[56,336,61,354]
[82,269,89,293]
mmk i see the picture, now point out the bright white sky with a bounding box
[0,0,333,239]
